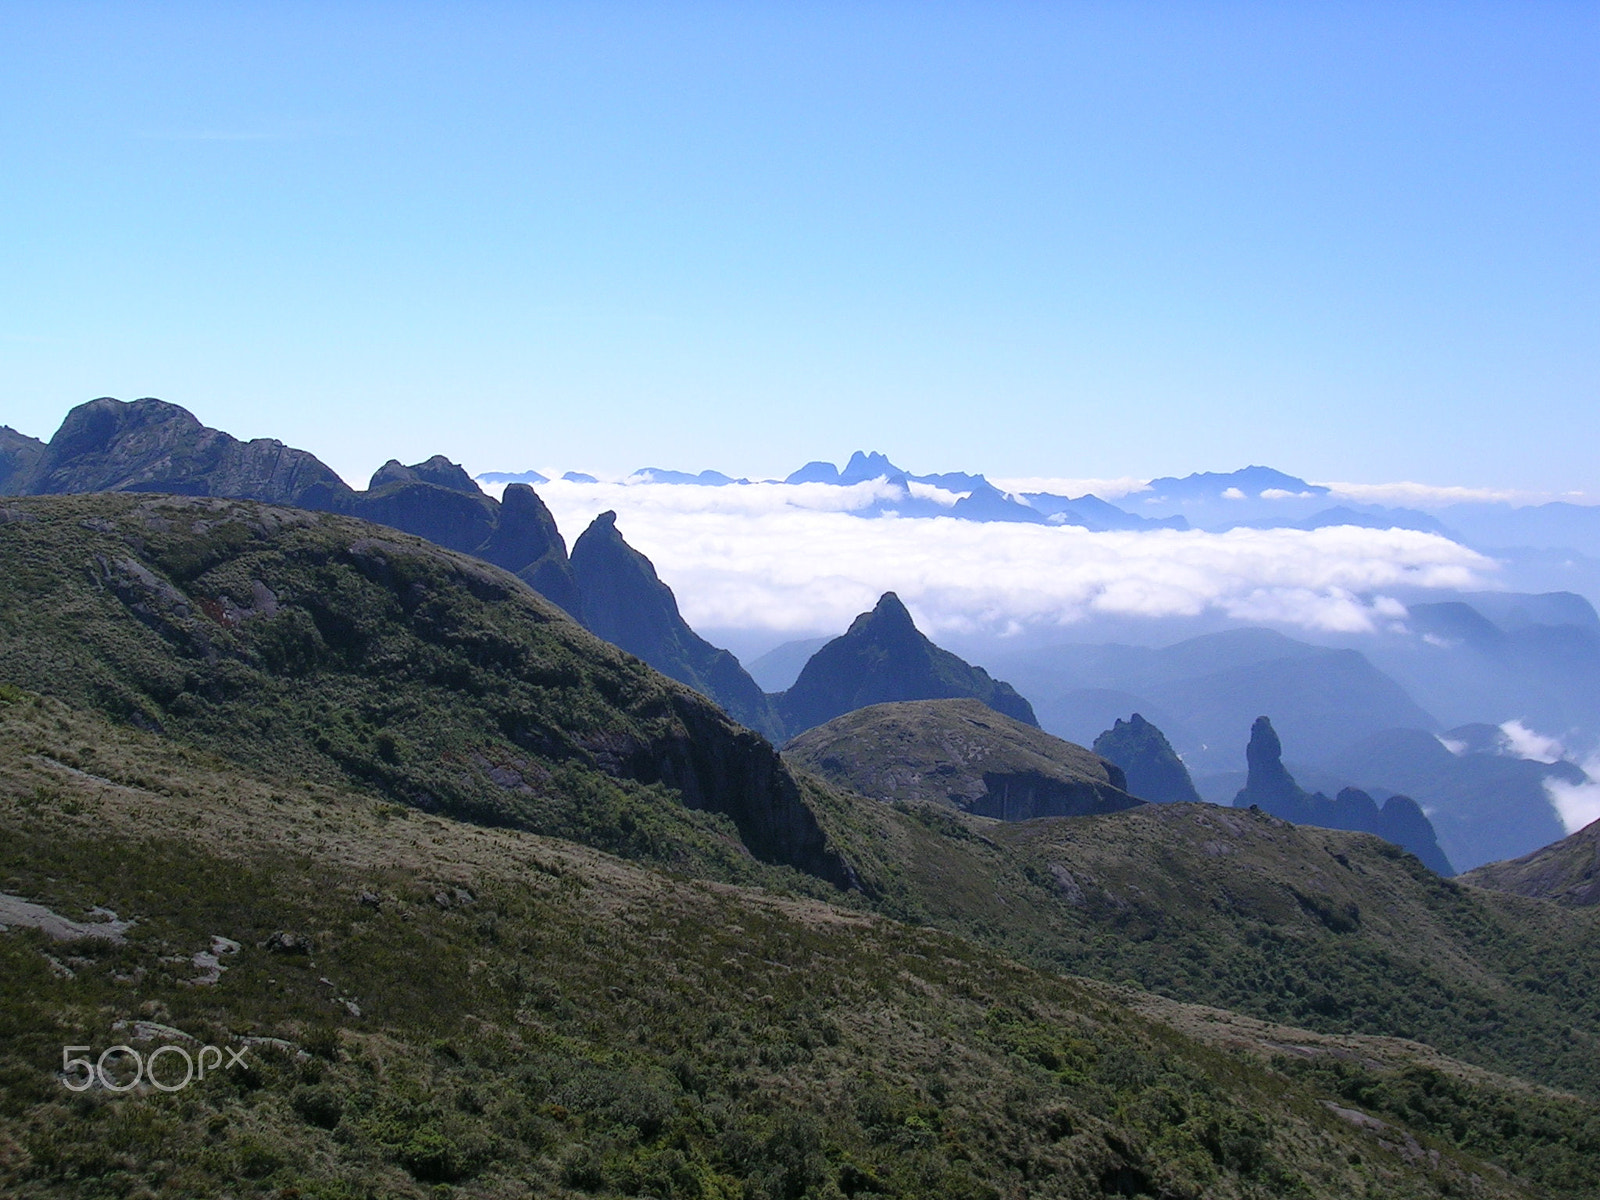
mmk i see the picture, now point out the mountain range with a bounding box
[6,464,1600,1194]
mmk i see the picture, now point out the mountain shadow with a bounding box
[570,511,783,741]
[1234,716,1454,875]
[1093,713,1203,804]
[776,593,1037,738]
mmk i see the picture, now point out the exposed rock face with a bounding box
[1234,717,1454,876]
[785,698,1139,820]
[0,426,47,494]
[479,484,584,619]
[1460,817,1600,907]
[10,397,355,510]
[570,512,782,740]
[777,593,1038,737]
[368,455,482,495]
[1093,714,1202,804]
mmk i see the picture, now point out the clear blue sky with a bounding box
[2,2,1594,491]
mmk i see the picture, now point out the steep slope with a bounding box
[1233,717,1454,876]
[784,698,1141,820]
[2,693,1576,1199]
[0,425,46,493]
[569,511,783,740]
[1461,818,1600,907]
[3,397,796,728]
[1364,593,1600,740]
[0,493,847,887]
[1093,713,1203,804]
[777,593,1037,736]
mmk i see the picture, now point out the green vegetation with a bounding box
[0,493,848,885]
[3,692,1560,1198]
[806,791,1600,1101]
[5,493,1600,1195]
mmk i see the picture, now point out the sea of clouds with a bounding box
[488,478,1496,641]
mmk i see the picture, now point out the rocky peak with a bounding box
[839,451,904,484]
[777,592,1038,737]
[1093,713,1202,805]
[368,455,482,496]
[570,512,782,741]
[1242,716,1301,805]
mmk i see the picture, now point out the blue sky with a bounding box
[2,2,1595,492]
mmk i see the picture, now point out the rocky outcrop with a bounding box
[1093,714,1202,804]
[570,512,782,740]
[478,484,584,619]
[784,697,1139,819]
[5,398,590,621]
[0,426,47,494]
[11,397,356,510]
[1234,717,1454,876]
[1460,817,1600,907]
[777,593,1037,737]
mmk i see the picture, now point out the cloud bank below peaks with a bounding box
[520,479,1496,640]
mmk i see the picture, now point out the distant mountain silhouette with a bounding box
[1144,466,1329,503]
[776,593,1037,737]
[476,469,549,485]
[570,512,782,741]
[745,637,832,693]
[1366,594,1600,745]
[993,627,1437,772]
[1021,491,1189,531]
[1093,714,1202,804]
[1323,726,1578,872]
[1234,717,1453,875]
[629,468,741,485]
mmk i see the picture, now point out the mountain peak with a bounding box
[839,451,905,485]
[778,594,1037,736]
[1093,713,1202,804]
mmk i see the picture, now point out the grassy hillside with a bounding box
[802,786,1600,1101]
[2,689,1593,1199]
[0,493,849,887]
[5,492,1600,1193]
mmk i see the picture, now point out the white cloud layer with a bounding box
[1499,719,1566,764]
[520,480,1496,640]
[989,476,1152,500]
[1489,719,1600,836]
[1546,763,1600,836]
[1317,481,1591,509]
